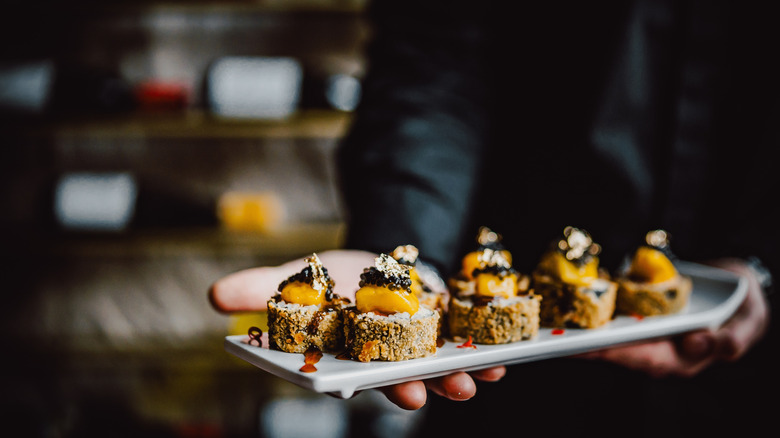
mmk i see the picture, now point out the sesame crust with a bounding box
[418,291,447,338]
[448,294,541,344]
[342,308,439,362]
[533,273,617,328]
[615,274,693,316]
[266,300,345,353]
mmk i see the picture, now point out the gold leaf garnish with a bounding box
[477,248,511,269]
[559,226,600,260]
[477,226,501,246]
[391,244,419,265]
[645,229,670,249]
[375,253,410,280]
[305,253,328,292]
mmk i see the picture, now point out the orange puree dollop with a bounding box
[280,281,326,306]
[539,251,599,287]
[475,272,518,299]
[627,246,677,283]
[355,253,420,315]
[356,285,420,315]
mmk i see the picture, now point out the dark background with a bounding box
[1,1,776,437]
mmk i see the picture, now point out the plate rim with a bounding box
[225,261,747,398]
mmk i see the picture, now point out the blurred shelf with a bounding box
[39,109,353,141]
[30,222,345,258]
[8,0,368,14]
[124,0,368,13]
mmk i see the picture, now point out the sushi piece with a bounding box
[448,226,528,296]
[532,226,617,328]
[267,253,350,353]
[343,253,439,362]
[390,244,447,313]
[615,229,693,316]
[447,228,540,344]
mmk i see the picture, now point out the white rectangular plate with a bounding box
[225,262,746,399]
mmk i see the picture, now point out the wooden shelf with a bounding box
[12,0,368,14]
[132,0,367,13]
[40,109,353,141]
[26,222,345,258]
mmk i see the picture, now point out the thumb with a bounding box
[208,261,306,313]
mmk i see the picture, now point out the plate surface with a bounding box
[225,262,746,398]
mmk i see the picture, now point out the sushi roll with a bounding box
[448,245,540,344]
[343,253,439,362]
[390,244,446,313]
[532,226,617,329]
[267,253,350,353]
[615,229,693,316]
[448,226,527,296]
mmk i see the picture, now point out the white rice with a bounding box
[358,306,434,321]
[271,301,321,312]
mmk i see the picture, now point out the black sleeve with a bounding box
[336,0,493,273]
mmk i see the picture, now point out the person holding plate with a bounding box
[210,0,775,434]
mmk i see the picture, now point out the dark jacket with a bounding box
[337,3,777,434]
[338,0,779,280]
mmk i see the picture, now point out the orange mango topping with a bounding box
[475,272,518,299]
[280,281,325,306]
[355,285,420,316]
[628,246,677,283]
[540,251,599,287]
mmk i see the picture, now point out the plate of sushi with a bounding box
[225,227,748,399]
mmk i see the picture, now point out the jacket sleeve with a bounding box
[336,0,492,274]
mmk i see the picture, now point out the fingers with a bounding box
[208,250,378,313]
[585,341,672,378]
[379,381,428,411]
[711,293,768,361]
[676,330,715,362]
[316,250,377,298]
[209,262,303,313]
[424,371,477,401]
[704,258,770,361]
[469,365,506,382]
[585,257,772,379]
[584,339,712,378]
[379,366,504,410]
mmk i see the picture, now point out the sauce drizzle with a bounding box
[456,335,477,349]
[247,326,263,347]
[300,347,323,373]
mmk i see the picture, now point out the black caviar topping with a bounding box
[359,266,413,293]
[472,264,517,279]
[470,246,514,279]
[277,266,337,301]
[395,256,417,266]
[478,241,505,252]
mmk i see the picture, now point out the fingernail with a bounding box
[685,333,714,359]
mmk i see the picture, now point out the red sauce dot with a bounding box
[456,335,477,349]
[551,329,565,335]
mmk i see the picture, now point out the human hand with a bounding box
[208,248,506,410]
[580,258,770,377]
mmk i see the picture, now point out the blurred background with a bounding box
[1,1,427,437]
